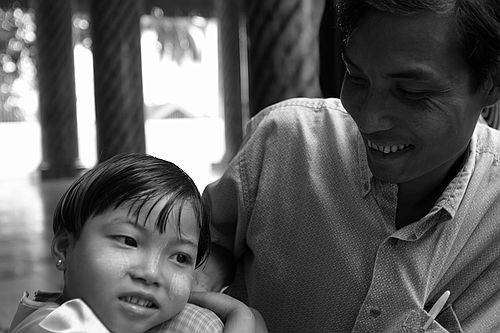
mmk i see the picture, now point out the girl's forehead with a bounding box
[125,197,199,235]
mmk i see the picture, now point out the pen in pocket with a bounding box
[423,290,450,330]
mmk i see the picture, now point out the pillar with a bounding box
[214,0,246,169]
[90,0,145,162]
[244,0,324,117]
[319,0,345,98]
[35,0,82,178]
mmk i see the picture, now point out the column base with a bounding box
[38,160,86,179]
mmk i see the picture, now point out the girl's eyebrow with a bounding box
[171,237,198,249]
[107,216,145,230]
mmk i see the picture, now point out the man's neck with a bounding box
[395,150,468,229]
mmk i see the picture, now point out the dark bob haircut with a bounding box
[53,153,210,267]
[337,0,500,89]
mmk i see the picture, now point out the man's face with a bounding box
[60,199,199,333]
[340,10,489,184]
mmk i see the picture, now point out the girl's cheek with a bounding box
[168,272,192,299]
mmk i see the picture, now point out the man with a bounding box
[197,1,500,332]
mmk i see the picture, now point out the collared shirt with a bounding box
[204,98,500,333]
[9,291,223,333]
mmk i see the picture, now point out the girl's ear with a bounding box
[51,230,75,271]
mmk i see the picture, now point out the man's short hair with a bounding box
[337,0,500,90]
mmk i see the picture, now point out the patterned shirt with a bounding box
[9,291,223,333]
[204,98,500,333]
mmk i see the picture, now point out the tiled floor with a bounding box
[0,176,72,331]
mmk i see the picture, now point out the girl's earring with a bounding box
[56,259,64,269]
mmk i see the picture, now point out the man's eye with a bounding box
[397,88,431,100]
[115,236,137,247]
[345,72,368,86]
[175,253,192,265]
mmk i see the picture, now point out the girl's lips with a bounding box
[119,295,157,309]
[118,292,159,309]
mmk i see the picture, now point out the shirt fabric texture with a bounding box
[203,98,500,333]
[9,291,223,333]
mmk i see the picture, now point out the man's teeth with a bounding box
[122,296,154,308]
[367,140,409,154]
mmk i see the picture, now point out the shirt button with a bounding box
[368,306,382,318]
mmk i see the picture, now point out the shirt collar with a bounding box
[433,128,477,219]
[356,126,477,231]
[357,131,372,197]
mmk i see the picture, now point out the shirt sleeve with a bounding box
[202,107,272,260]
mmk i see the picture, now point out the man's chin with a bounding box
[367,163,408,184]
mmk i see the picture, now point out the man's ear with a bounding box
[484,72,500,106]
[51,230,74,271]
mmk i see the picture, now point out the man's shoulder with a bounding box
[254,97,347,121]
[246,97,355,139]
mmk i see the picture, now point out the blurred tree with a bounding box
[141,7,207,64]
[0,2,36,121]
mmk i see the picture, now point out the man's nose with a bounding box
[355,89,394,133]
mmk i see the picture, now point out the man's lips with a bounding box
[366,139,413,154]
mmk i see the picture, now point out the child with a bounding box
[8,153,264,333]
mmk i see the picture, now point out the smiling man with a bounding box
[198,0,500,332]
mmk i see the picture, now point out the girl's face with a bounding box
[56,199,200,333]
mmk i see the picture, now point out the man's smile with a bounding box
[366,139,413,154]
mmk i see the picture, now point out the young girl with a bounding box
[9,153,266,333]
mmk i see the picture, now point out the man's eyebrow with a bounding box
[386,67,439,81]
[343,52,440,81]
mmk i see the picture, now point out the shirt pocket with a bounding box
[399,308,449,333]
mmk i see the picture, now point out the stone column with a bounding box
[243,0,324,117]
[214,0,246,169]
[319,0,345,98]
[90,0,145,162]
[35,0,82,178]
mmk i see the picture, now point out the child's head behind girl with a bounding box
[51,153,210,333]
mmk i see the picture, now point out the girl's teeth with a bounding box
[123,296,153,308]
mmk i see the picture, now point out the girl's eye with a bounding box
[115,236,137,247]
[175,253,192,265]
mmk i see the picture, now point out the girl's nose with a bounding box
[129,254,165,287]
